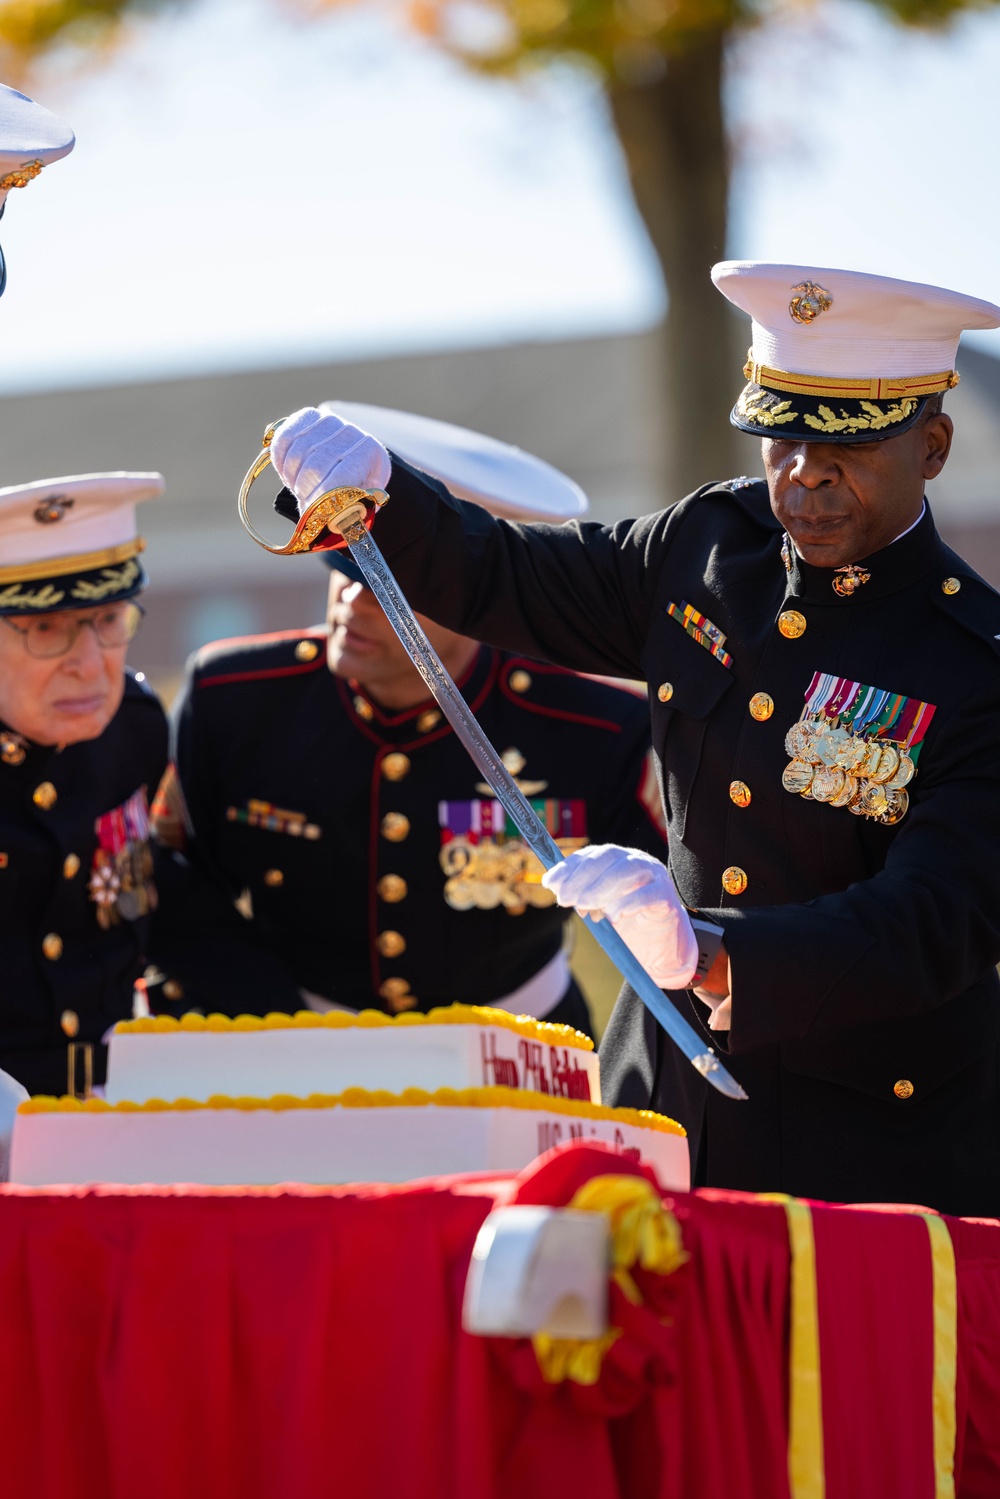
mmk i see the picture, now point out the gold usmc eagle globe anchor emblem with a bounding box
[789,282,833,324]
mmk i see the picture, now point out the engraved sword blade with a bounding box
[343,524,748,1102]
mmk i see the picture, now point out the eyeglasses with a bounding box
[1,601,145,659]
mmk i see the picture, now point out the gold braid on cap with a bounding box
[743,359,959,401]
[0,539,145,587]
[0,160,43,192]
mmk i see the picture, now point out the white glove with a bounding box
[541,844,698,990]
[0,1067,28,1181]
[270,407,392,514]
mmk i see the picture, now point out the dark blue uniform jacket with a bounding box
[356,459,1000,1217]
[151,635,665,1027]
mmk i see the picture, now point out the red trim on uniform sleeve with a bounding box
[201,627,328,652]
[197,658,327,689]
[499,660,624,733]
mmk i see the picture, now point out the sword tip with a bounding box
[692,1051,748,1101]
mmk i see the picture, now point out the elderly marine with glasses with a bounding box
[0,474,169,1112]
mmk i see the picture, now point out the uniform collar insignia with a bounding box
[832,564,871,597]
[0,727,28,766]
[781,502,937,607]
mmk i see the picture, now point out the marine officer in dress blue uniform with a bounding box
[262,266,1000,1217]
[0,472,170,1097]
[149,411,666,1034]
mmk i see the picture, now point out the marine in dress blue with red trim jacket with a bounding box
[150,630,666,1033]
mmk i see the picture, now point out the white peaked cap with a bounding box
[712,261,1000,380]
[0,84,74,211]
[320,402,588,522]
[0,472,163,568]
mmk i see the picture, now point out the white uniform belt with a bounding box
[300,948,572,1022]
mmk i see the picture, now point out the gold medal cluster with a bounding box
[440,838,556,915]
[88,842,157,928]
[781,718,914,824]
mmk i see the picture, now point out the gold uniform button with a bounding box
[721,866,748,896]
[295,639,320,661]
[777,610,807,640]
[657,682,674,703]
[377,874,408,903]
[749,693,774,721]
[509,670,532,694]
[62,853,81,880]
[163,979,185,1002]
[941,577,961,596]
[263,868,284,888]
[381,982,418,1014]
[42,932,63,961]
[353,696,374,722]
[381,812,411,843]
[416,709,441,734]
[381,753,410,782]
[60,1009,79,1037]
[33,781,57,810]
[729,781,752,809]
[893,1078,915,1100]
[377,930,407,958]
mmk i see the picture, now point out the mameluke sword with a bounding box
[237,443,748,1103]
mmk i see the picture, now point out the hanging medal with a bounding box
[780,673,935,827]
[89,787,157,928]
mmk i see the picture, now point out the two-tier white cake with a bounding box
[9,1006,689,1188]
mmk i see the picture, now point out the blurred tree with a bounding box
[1,0,995,497]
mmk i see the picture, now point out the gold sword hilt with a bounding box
[237,420,389,556]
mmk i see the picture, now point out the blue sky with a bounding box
[1,0,998,394]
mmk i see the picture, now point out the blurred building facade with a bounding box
[1,331,998,696]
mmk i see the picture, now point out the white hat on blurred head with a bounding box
[0,82,75,295]
[713,261,1000,443]
[0,472,164,616]
[319,402,588,522]
[304,403,588,582]
[0,83,74,211]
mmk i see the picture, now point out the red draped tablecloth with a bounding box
[0,1145,997,1499]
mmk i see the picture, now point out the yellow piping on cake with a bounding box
[114,1004,595,1051]
[18,1086,684,1136]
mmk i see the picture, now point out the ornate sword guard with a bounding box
[237,421,389,556]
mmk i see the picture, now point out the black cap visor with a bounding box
[731,383,929,444]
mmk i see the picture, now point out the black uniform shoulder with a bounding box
[123,666,162,704]
[107,668,168,768]
[666,475,780,537]
[497,653,649,733]
[189,628,328,689]
[930,547,1000,664]
[120,669,167,737]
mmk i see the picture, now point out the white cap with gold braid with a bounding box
[0,83,74,212]
[712,261,1000,443]
[0,472,164,615]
